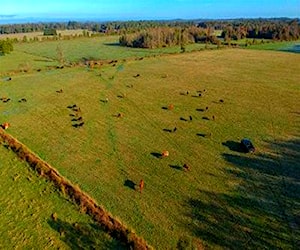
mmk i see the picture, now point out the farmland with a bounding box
[0,34,300,249]
[0,140,124,249]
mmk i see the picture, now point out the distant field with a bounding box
[1,48,299,249]
[0,29,91,40]
[0,35,214,75]
[0,143,123,249]
[229,38,300,53]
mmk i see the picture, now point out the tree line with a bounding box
[0,18,299,52]
[198,18,300,41]
[119,26,220,49]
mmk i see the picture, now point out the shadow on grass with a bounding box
[222,140,245,153]
[103,42,121,47]
[124,179,136,190]
[151,152,162,158]
[48,218,125,249]
[180,117,188,122]
[169,164,183,171]
[186,138,300,249]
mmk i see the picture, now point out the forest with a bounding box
[0,18,299,49]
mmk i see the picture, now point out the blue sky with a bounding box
[1,0,299,20]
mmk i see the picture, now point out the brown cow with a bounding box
[161,150,169,157]
[139,179,144,193]
[1,122,10,129]
[168,104,174,110]
[183,163,190,171]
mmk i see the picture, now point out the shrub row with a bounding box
[0,128,151,250]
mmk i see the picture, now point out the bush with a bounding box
[43,28,57,36]
[0,39,14,55]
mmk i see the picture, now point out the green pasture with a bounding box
[0,35,214,75]
[0,142,124,249]
[0,48,299,249]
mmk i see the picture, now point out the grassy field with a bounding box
[0,141,124,249]
[0,35,215,75]
[0,29,92,40]
[1,39,300,249]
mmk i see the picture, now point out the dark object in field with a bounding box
[72,122,84,128]
[202,116,210,120]
[100,98,109,103]
[206,106,209,110]
[71,117,83,122]
[117,113,123,118]
[169,164,182,170]
[124,179,136,190]
[241,138,255,153]
[196,108,205,112]
[73,107,81,112]
[139,179,144,193]
[7,77,12,81]
[56,89,63,93]
[219,99,224,103]
[133,74,140,78]
[173,127,177,132]
[197,132,211,138]
[189,115,193,121]
[18,98,27,103]
[67,104,77,109]
[183,164,190,171]
[212,115,215,121]
[151,152,162,158]
[51,212,58,221]
[180,117,188,122]
[222,140,246,153]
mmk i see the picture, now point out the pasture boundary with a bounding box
[0,128,151,250]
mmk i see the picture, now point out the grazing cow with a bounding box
[206,106,209,110]
[3,98,11,103]
[51,212,58,221]
[73,107,81,112]
[1,122,10,130]
[212,115,215,121]
[198,93,202,97]
[219,99,224,103]
[183,163,190,171]
[173,127,177,132]
[168,104,174,110]
[19,98,27,103]
[161,150,169,158]
[117,113,123,118]
[78,122,84,127]
[56,89,63,93]
[134,74,140,78]
[139,179,144,193]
